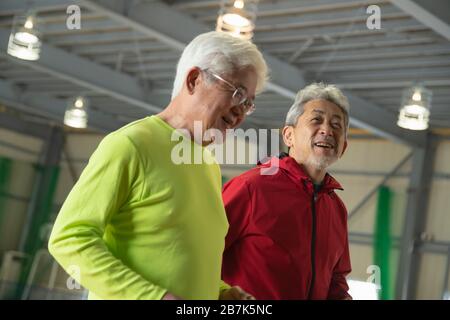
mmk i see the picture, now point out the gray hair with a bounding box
[171,31,269,100]
[285,82,350,130]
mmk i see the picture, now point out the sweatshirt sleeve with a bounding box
[48,133,167,300]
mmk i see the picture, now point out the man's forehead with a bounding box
[304,100,345,118]
[232,68,257,94]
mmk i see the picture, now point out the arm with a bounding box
[222,177,253,251]
[48,134,167,300]
[220,280,231,293]
[219,286,255,300]
[327,229,352,300]
[220,177,255,299]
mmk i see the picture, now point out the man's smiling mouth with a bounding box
[313,142,334,149]
[222,116,234,127]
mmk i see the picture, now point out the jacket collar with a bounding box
[260,153,343,191]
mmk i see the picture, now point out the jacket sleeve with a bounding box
[327,223,352,300]
[222,177,253,251]
[48,133,167,300]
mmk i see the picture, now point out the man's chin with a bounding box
[201,139,214,147]
[307,156,336,170]
[203,128,227,145]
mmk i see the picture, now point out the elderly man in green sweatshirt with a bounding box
[48,31,268,300]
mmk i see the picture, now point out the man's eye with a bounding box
[332,123,342,128]
[235,90,244,99]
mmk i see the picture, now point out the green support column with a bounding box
[21,164,60,256]
[0,157,12,232]
[374,185,392,300]
[15,126,64,299]
[221,175,228,187]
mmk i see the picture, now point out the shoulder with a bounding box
[224,164,283,193]
[92,119,154,166]
[100,116,162,156]
[111,117,155,147]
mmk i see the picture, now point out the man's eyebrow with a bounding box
[237,84,249,92]
[312,110,344,121]
[237,84,255,100]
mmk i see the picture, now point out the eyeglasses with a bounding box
[204,70,256,115]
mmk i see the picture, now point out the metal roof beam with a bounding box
[0,0,428,147]
[329,68,450,81]
[0,79,122,132]
[174,0,390,16]
[264,34,438,54]
[300,56,450,72]
[0,29,162,113]
[70,41,170,55]
[199,4,405,27]
[297,44,450,63]
[48,31,151,46]
[337,79,450,89]
[0,0,69,16]
[391,0,450,41]
[81,0,427,147]
[254,19,425,43]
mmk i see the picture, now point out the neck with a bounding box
[157,100,211,146]
[301,164,326,185]
[158,100,195,135]
[288,150,326,184]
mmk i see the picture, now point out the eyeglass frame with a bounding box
[203,69,256,115]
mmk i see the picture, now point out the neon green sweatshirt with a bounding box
[48,116,230,299]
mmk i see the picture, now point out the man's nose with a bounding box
[231,104,245,117]
[319,123,333,136]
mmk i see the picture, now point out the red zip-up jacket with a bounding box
[221,154,352,300]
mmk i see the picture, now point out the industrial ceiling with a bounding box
[1,0,449,148]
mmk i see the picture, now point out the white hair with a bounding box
[171,31,268,99]
[285,82,350,129]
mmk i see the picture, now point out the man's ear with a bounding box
[185,67,202,95]
[282,126,294,149]
[340,139,348,158]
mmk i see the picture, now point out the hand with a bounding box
[162,292,183,300]
[219,286,255,300]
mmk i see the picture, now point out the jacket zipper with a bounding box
[307,189,317,299]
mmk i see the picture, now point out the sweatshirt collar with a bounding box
[262,152,343,191]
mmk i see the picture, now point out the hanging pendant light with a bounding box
[216,0,259,40]
[7,14,42,61]
[64,96,89,128]
[397,84,432,131]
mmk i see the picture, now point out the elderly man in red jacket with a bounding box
[222,82,352,300]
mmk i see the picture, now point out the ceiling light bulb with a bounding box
[234,0,245,9]
[14,31,39,44]
[74,98,84,108]
[412,91,421,101]
[24,18,33,29]
[222,13,251,27]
